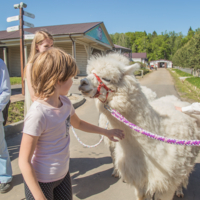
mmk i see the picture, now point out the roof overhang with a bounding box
[0,33,112,50]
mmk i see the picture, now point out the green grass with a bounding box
[10,77,22,85]
[168,69,200,102]
[186,77,200,89]
[171,69,192,77]
[6,101,24,125]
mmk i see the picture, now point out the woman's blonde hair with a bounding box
[24,30,53,78]
[31,47,78,98]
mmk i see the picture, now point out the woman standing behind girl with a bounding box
[24,30,53,115]
[19,48,125,200]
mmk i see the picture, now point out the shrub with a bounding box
[134,69,150,76]
[130,61,147,69]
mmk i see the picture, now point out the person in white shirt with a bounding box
[176,103,200,114]
[0,59,12,193]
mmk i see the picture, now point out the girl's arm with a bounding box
[26,63,37,102]
[18,133,47,200]
[71,113,124,142]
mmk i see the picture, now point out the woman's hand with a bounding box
[104,129,125,142]
[175,106,182,112]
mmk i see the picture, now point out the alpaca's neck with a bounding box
[108,76,160,130]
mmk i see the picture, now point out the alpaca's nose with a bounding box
[79,78,89,91]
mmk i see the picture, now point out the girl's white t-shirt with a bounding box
[23,95,75,183]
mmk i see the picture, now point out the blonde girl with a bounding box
[24,30,53,115]
[19,48,124,200]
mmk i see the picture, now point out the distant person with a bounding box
[0,59,12,193]
[24,30,53,116]
[19,48,124,200]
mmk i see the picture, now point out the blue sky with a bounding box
[1,0,199,36]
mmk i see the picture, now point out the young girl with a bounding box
[24,30,54,115]
[19,48,124,200]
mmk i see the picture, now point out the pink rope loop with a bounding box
[104,105,200,146]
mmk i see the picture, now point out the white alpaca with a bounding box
[100,53,157,179]
[78,54,200,200]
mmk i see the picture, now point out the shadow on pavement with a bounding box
[173,163,200,200]
[8,144,21,161]
[11,88,22,95]
[70,157,112,178]
[70,157,119,199]
[12,173,24,189]
[72,168,119,199]
[7,133,22,161]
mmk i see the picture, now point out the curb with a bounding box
[5,95,86,139]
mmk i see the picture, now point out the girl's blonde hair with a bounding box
[24,30,54,78]
[31,47,78,98]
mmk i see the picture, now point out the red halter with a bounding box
[93,73,114,103]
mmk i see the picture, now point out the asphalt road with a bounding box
[2,68,200,200]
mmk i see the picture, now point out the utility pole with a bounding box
[7,2,34,95]
[19,5,25,95]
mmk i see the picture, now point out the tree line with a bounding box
[172,29,200,69]
[110,27,196,63]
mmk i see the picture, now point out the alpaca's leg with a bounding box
[98,114,120,177]
[109,143,120,178]
[176,178,188,198]
[175,184,184,198]
[135,188,151,200]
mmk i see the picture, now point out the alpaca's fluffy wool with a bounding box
[83,54,200,200]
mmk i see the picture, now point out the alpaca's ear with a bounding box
[123,63,140,75]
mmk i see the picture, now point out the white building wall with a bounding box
[55,42,88,75]
[9,46,21,77]
[76,44,88,75]
[150,60,172,68]
[132,58,142,62]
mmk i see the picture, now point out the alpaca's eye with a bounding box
[102,78,110,82]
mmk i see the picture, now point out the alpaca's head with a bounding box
[78,53,140,103]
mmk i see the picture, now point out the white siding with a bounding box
[9,46,21,77]
[7,42,88,76]
[55,42,87,75]
[76,44,87,75]
[54,42,72,55]
[132,58,142,62]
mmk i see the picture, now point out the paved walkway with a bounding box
[2,69,200,200]
[10,85,24,103]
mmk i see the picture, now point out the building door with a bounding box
[164,63,167,68]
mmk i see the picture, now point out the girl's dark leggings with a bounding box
[24,171,72,200]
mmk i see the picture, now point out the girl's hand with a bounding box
[104,129,125,142]
[175,106,182,112]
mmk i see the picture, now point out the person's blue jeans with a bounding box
[0,121,12,184]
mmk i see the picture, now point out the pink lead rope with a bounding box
[104,105,200,146]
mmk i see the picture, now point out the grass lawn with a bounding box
[10,77,22,85]
[171,69,192,77]
[6,101,24,125]
[168,69,200,102]
[186,77,200,89]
